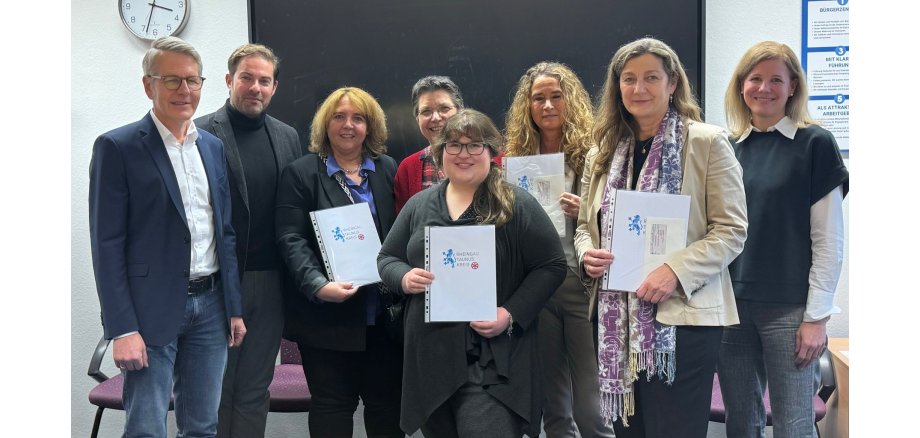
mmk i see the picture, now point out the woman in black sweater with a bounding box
[378,109,567,437]
[718,41,848,438]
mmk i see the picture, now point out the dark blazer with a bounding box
[89,113,243,347]
[275,153,397,351]
[195,102,302,275]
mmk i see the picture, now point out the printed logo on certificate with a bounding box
[309,203,383,287]
[602,190,690,292]
[503,153,566,236]
[424,225,497,322]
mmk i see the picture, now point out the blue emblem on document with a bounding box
[332,226,345,242]
[627,214,646,236]
[443,249,456,268]
[517,175,531,191]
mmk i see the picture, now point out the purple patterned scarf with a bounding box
[598,108,684,427]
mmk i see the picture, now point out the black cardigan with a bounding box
[378,182,566,436]
[276,153,397,351]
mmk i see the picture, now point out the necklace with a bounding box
[638,137,654,154]
[342,167,361,175]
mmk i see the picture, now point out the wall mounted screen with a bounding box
[250,0,705,161]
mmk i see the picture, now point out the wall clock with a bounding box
[119,0,190,40]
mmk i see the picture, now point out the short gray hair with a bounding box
[142,36,202,76]
[410,75,464,116]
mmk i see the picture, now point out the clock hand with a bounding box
[144,2,155,36]
[148,2,173,12]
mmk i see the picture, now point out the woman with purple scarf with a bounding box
[574,37,748,438]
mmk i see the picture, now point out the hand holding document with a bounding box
[503,153,566,236]
[602,190,690,292]
[309,203,383,287]
[425,225,497,322]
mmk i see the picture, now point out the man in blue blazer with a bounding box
[89,36,246,438]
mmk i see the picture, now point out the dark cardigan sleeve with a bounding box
[275,158,329,299]
[501,188,567,330]
[377,191,420,296]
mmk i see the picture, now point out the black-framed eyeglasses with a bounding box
[418,106,455,118]
[147,75,206,91]
[443,142,490,156]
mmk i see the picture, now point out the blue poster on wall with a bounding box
[803,0,850,151]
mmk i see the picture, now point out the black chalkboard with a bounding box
[250,0,705,161]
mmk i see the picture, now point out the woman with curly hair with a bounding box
[504,61,613,438]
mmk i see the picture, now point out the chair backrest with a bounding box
[280,339,303,365]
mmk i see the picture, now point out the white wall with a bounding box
[71,1,849,436]
[705,0,849,339]
[71,1,250,436]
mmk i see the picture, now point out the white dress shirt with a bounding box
[150,110,219,278]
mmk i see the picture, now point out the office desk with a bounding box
[820,337,849,438]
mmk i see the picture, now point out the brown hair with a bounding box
[227,43,280,79]
[504,61,594,177]
[431,109,514,227]
[724,41,815,138]
[309,87,388,159]
[593,37,701,175]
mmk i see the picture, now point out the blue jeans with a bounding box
[122,286,229,438]
[718,299,820,438]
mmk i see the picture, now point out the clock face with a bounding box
[119,0,190,40]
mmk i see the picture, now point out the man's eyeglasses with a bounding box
[443,142,490,156]
[147,75,206,91]
[418,106,455,119]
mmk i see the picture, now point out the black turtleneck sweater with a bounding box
[225,103,280,270]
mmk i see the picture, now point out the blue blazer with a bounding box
[89,113,243,347]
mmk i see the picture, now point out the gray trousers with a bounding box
[539,270,615,438]
[421,381,524,438]
[718,300,821,438]
[216,270,284,438]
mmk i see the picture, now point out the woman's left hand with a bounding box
[636,264,679,304]
[559,192,581,218]
[470,306,512,338]
[795,318,828,368]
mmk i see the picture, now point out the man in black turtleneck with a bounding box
[195,43,301,438]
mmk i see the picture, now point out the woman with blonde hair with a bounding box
[276,86,403,437]
[719,41,848,438]
[504,61,612,438]
[576,37,747,438]
[379,109,566,437]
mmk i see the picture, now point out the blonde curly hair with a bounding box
[504,61,594,176]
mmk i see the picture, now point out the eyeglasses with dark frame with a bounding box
[147,75,206,91]
[418,105,455,119]
[442,142,490,156]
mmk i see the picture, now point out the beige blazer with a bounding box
[574,120,747,326]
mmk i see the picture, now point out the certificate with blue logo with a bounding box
[424,225,497,322]
[602,190,690,292]
[503,153,565,236]
[309,203,382,287]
